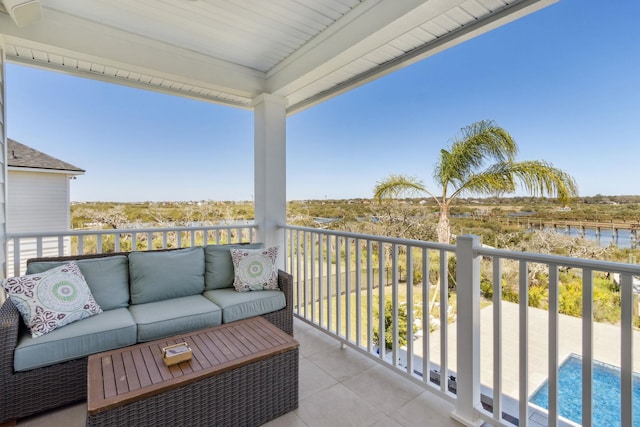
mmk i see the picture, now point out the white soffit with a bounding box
[0,0,557,114]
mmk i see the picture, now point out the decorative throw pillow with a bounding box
[1,262,102,338]
[230,246,279,292]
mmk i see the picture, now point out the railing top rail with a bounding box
[8,223,257,239]
[477,245,640,274]
[281,224,455,251]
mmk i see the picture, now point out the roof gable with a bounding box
[8,138,85,173]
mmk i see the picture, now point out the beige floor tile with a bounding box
[299,357,339,400]
[370,415,404,426]
[18,403,86,427]
[295,327,341,358]
[308,346,377,382]
[342,364,425,415]
[296,383,384,427]
[262,411,308,427]
[389,391,464,427]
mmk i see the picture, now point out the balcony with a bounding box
[5,224,640,427]
[12,316,461,427]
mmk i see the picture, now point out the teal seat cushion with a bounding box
[129,247,205,304]
[14,308,137,372]
[204,243,263,290]
[26,255,130,310]
[203,288,285,324]
[128,295,222,342]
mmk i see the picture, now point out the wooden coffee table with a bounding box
[87,317,298,426]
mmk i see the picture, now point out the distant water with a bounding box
[541,227,637,249]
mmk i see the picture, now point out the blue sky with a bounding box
[6,0,640,202]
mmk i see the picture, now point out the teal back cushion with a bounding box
[129,247,205,304]
[204,243,263,290]
[26,255,130,311]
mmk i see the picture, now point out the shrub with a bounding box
[373,299,415,349]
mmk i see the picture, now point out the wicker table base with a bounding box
[87,317,298,427]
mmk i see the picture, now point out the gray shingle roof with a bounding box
[7,139,85,173]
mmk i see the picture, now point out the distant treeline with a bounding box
[71,195,640,229]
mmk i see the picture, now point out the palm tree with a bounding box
[373,120,578,243]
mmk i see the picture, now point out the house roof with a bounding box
[7,138,85,174]
[0,0,557,115]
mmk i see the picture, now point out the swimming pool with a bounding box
[529,354,640,426]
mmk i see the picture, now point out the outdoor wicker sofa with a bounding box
[0,245,293,424]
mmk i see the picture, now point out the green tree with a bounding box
[373,299,415,349]
[373,120,578,243]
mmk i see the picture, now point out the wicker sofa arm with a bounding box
[0,298,21,376]
[277,269,293,311]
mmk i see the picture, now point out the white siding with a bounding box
[6,170,72,276]
[7,170,70,232]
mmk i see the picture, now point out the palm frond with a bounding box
[434,120,517,191]
[373,174,426,200]
[506,160,579,203]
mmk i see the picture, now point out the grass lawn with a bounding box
[299,281,461,345]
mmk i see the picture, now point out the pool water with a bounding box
[529,354,640,426]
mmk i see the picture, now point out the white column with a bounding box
[451,235,483,427]
[0,38,7,282]
[253,93,286,268]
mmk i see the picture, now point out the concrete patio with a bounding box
[15,318,463,427]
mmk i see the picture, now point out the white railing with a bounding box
[7,224,258,277]
[282,225,640,427]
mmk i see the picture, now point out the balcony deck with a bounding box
[15,318,462,427]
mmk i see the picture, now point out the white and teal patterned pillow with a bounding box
[230,246,279,292]
[2,262,102,338]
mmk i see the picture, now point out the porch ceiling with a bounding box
[0,0,556,114]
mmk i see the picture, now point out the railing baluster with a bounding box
[406,246,413,376]
[345,237,351,342]
[319,234,324,329]
[548,264,559,427]
[391,243,398,367]
[582,268,594,427]
[336,236,342,338]
[311,232,316,323]
[378,242,385,360]
[519,259,529,427]
[78,235,84,255]
[58,235,64,256]
[13,239,20,276]
[147,232,152,250]
[367,240,373,352]
[439,249,448,394]
[492,256,503,423]
[356,238,362,348]
[621,273,633,427]
[296,230,302,317]
[97,234,103,254]
[327,235,333,334]
[422,247,429,384]
[303,232,308,319]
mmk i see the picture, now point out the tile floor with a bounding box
[15,318,465,427]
